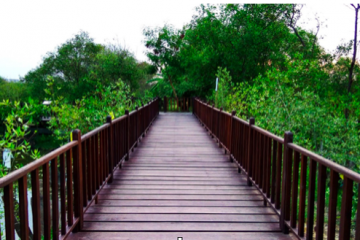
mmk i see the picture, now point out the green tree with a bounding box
[23,31,103,102]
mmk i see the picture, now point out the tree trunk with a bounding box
[346,4,360,119]
[168,76,178,104]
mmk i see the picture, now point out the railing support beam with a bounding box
[280,131,293,234]
[247,117,255,186]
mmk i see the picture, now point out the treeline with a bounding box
[1,31,155,103]
[0,31,155,172]
[144,4,360,170]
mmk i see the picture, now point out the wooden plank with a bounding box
[97,194,263,201]
[298,154,307,237]
[316,163,326,240]
[60,153,67,235]
[4,183,15,240]
[98,189,260,195]
[67,232,295,240]
[111,180,248,185]
[18,176,29,240]
[339,177,353,240]
[51,157,59,240]
[94,200,264,207]
[112,175,246,181]
[113,171,247,177]
[82,222,282,232]
[31,169,41,240]
[85,206,275,214]
[102,185,253,190]
[43,162,51,240]
[83,213,279,222]
[327,169,339,240]
[306,159,317,240]
[122,165,237,169]
[290,151,300,228]
[66,149,74,226]
[120,167,238,171]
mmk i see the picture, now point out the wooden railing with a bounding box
[0,98,159,240]
[193,98,360,240]
[163,97,191,112]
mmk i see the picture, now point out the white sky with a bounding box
[0,1,356,79]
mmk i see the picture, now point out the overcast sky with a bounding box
[0,1,355,79]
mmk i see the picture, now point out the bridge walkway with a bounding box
[68,112,295,240]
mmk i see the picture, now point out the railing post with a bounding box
[218,107,223,147]
[125,110,130,161]
[135,106,138,148]
[229,110,236,162]
[72,129,83,232]
[106,116,114,183]
[280,131,293,234]
[191,97,194,114]
[247,117,255,186]
[211,104,215,138]
[142,103,145,137]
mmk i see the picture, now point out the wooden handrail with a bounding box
[0,97,160,240]
[0,141,78,188]
[193,97,360,240]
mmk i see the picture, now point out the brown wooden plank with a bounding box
[66,149,74,226]
[97,194,262,201]
[81,141,87,207]
[60,153,67,235]
[327,169,339,240]
[290,151,300,228]
[67,232,296,240]
[306,159,317,240]
[85,206,276,214]
[339,177,353,240]
[43,162,51,240]
[316,163,326,240]
[275,142,282,210]
[4,183,15,240]
[83,213,279,222]
[31,168,41,240]
[103,185,252,190]
[18,175,29,240]
[82,222,282,232]
[98,189,260,195]
[94,199,264,207]
[111,180,248,185]
[298,154,307,237]
[51,157,59,240]
[112,175,246,181]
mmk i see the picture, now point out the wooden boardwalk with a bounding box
[68,112,295,240]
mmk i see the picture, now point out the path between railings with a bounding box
[67,112,296,240]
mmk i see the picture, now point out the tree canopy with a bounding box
[144,4,323,98]
[23,31,154,102]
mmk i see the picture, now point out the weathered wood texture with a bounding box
[67,113,295,240]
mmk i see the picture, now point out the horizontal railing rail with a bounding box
[193,97,360,240]
[0,98,159,240]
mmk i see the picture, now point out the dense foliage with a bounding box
[0,31,155,176]
[144,3,360,170]
[144,4,322,98]
[22,31,154,102]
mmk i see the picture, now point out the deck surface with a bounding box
[67,112,295,240]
